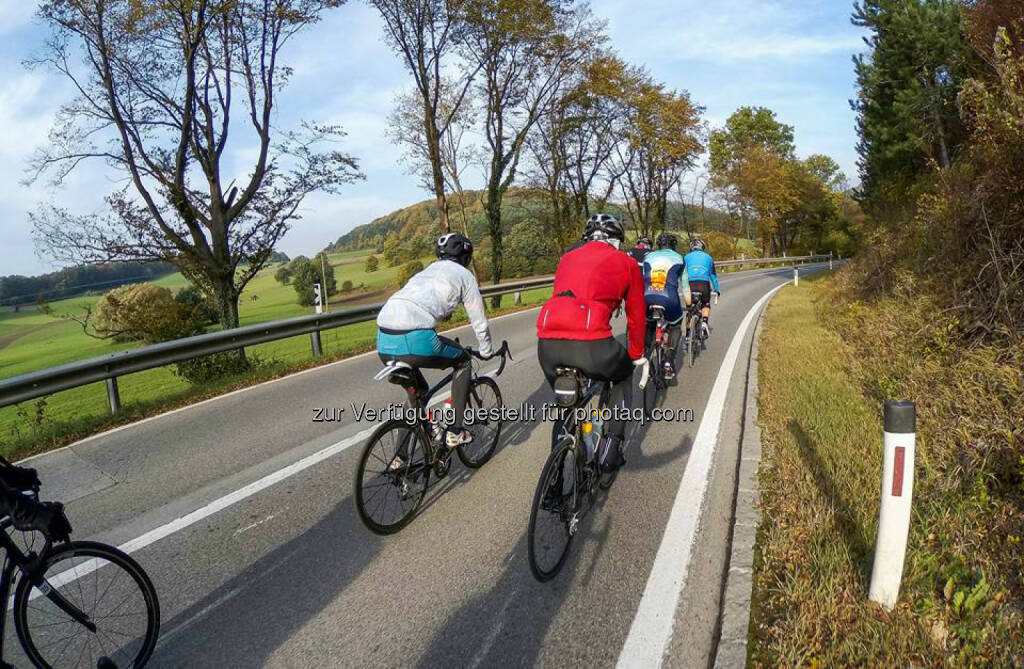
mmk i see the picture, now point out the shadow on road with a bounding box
[148,495,381,668]
[789,420,872,580]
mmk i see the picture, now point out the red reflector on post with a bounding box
[892,446,905,496]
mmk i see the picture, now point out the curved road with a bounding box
[21,263,828,668]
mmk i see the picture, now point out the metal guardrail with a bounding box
[0,255,831,415]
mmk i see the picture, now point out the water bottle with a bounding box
[582,422,597,459]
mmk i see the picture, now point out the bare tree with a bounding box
[460,0,597,300]
[371,0,480,233]
[27,0,361,330]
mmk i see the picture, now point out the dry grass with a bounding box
[750,269,1023,667]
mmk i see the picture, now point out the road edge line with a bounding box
[711,287,772,668]
[616,281,787,669]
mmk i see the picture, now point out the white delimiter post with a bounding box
[793,267,799,286]
[869,401,916,610]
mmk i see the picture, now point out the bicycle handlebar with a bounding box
[466,340,512,376]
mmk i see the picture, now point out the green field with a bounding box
[0,250,550,457]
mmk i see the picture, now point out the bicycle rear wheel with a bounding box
[14,540,160,669]
[457,377,504,468]
[528,439,580,582]
[355,419,430,534]
[688,321,699,367]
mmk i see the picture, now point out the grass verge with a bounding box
[750,273,1022,667]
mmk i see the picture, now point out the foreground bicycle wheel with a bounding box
[689,324,699,367]
[355,419,430,534]
[528,440,579,581]
[457,377,504,468]
[15,540,160,669]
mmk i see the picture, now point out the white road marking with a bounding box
[615,281,788,669]
[40,357,518,589]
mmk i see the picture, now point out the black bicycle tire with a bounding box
[14,540,160,669]
[457,377,504,468]
[528,439,578,582]
[354,419,430,535]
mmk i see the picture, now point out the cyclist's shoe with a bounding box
[663,360,676,380]
[445,428,473,449]
[387,456,407,473]
[700,321,710,339]
[597,435,626,473]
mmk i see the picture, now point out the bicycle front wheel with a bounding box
[528,439,580,582]
[457,376,504,468]
[14,540,160,669]
[355,419,430,534]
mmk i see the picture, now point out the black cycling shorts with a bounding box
[689,280,712,307]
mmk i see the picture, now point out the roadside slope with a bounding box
[751,274,1022,666]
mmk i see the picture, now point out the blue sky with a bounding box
[0,0,866,277]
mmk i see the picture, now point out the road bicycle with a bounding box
[684,293,709,368]
[642,305,675,417]
[0,488,160,669]
[354,341,512,535]
[527,363,649,582]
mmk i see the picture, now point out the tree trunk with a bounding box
[212,276,241,330]
[485,180,504,309]
[423,105,451,233]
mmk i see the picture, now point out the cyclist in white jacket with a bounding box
[376,233,493,451]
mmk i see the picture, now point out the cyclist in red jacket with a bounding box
[536,213,648,471]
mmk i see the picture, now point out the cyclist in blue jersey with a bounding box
[683,238,721,343]
[642,232,689,379]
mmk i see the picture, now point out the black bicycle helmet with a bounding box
[636,235,653,249]
[583,213,625,242]
[436,232,474,266]
[656,232,678,250]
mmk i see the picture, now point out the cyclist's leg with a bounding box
[434,334,471,430]
[666,320,683,367]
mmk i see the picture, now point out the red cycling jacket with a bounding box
[536,241,646,359]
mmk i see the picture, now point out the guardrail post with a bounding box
[869,401,916,610]
[310,330,323,358]
[793,267,799,286]
[105,377,121,416]
[514,291,522,306]
[829,251,834,270]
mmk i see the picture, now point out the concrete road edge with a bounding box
[711,291,771,668]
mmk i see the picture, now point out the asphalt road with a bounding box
[19,262,829,669]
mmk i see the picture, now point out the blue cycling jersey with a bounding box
[643,248,687,323]
[683,250,720,292]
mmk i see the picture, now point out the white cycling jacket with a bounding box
[376,259,494,357]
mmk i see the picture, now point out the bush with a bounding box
[364,255,379,273]
[703,230,739,260]
[396,260,424,288]
[93,283,205,343]
[174,351,254,385]
[274,266,292,285]
[290,254,337,306]
[174,286,217,325]
[341,280,354,292]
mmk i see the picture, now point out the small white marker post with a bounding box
[829,251,834,270]
[869,401,916,610]
[793,267,799,286]
[311,282,324,358]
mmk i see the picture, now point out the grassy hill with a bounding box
[325,189,735,256]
